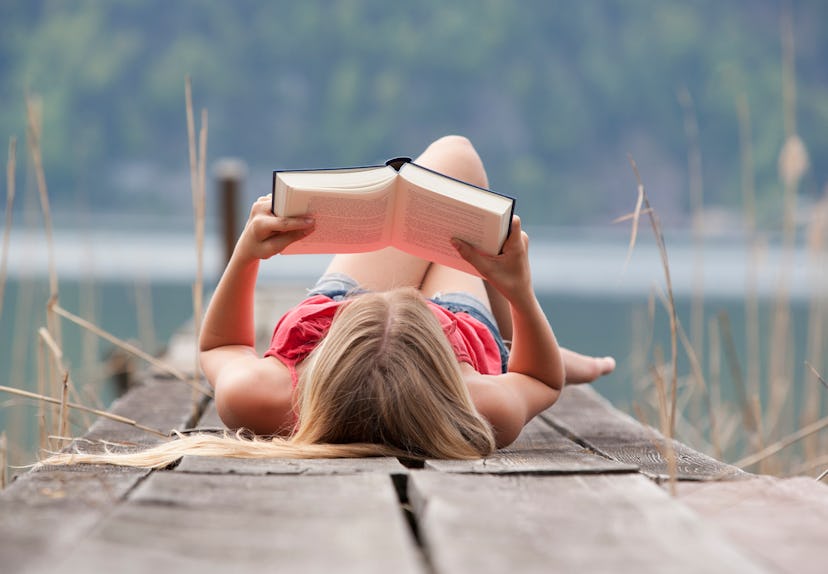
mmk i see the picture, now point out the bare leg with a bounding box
[418,136,493,300]
[322,247,431,291]
[420,263,490,306]
[411,136,520,339]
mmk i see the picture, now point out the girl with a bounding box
[49,135,615,467]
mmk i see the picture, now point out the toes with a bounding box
[601,357,616,374]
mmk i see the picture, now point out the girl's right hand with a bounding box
[235,196,316,262]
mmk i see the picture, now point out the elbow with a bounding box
[198,328,211,353]
[493,421,523,450]
[198,327,221,354]
[491,407,525,450]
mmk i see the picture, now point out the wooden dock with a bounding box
[2,286,828,573]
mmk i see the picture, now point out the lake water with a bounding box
[1,225,826,467]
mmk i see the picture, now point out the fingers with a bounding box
[250,195,274,216]
[259,227,314,258]
[502,215,527,252]
[252,213,315,238]
[450,237,487,267]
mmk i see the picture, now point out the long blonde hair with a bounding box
[42,288,496,468]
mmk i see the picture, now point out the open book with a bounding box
[271,158,515,276]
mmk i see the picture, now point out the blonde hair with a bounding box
[42,288,496,469]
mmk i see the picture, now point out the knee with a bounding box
[427,135,479,165]
[429,134,475,152]
[421,135,489,188]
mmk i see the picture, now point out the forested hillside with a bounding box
[1,0,826,227]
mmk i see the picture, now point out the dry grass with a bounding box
[0,431,7,490]
[186,77,209,411]
[677,86,705,360]
[0,137,16,323]
[625,6,828,480]
[24,96,61,347]
[48,300,209,397]
[736,93,762,403]
[626,155,679,441]
[134,280,157,354]
[0,384,166,437]
[735,407,828,470]
[0,84,214,473]
[623,156,680,491]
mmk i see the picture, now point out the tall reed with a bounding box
[736,94,762,407]
[0,431,6,490]
[627,156,679,440]
[622,43,825,474]
[24,96,61,346]
[707,316,723,459]
[623,156,681,490]
[134,279,158,354]
[0,384,166,437]
[677,86,705,367]
[49,302,210,396]
[0,137,16,322]
[766,1,808,444]
[185,77,209,411]
[802,191,828,459]
[0,89,209,467]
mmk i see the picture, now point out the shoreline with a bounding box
[3,226,827,299]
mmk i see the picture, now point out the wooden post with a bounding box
[214,158,247,266]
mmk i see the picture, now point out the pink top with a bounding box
[264,294,502,385]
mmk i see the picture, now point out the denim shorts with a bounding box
[307,272,509,373]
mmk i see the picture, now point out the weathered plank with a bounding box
[425,414,637,474]
[193,397,224,429]
[41,471,424,574]
[408,471,769,574]
[176,453,409,475]
[544,385,747,481]
[673,476,828,574]
[82,375,209,445]
[0,375,206,573]
[0,465,148,573]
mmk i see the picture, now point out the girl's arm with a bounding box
[198,197,314,434]
[452,216,566,445]
[200,196,315,359]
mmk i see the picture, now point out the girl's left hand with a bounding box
[451,215,533,303]
[235,196,316,262]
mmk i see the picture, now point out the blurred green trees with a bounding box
[1,0,826,226]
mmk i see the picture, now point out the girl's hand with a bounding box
[451,215,533,303]
[235,196,316,262]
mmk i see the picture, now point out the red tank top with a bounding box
[264,294,502,385]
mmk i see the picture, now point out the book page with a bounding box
[281,189,394,254]
[392,184,506,275]
[398,162,513,215]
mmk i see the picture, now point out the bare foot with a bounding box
[561,347,616,385]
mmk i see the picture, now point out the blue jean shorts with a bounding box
[307,272,509,373]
